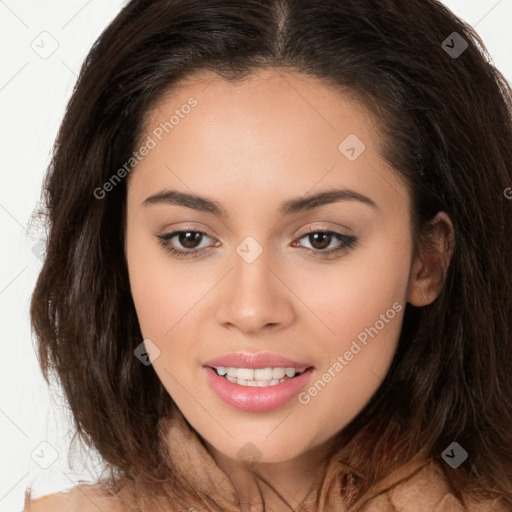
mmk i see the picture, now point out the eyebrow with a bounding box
[141,187,378,217]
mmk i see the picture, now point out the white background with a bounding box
[1,1,511,511]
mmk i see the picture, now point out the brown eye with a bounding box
[156,230,215,259]
[308,232,332,250]
[177,231,204,249]
[156,228,357,260]
[292,229,358,257]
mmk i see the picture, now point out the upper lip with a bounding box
[203,351,313,369]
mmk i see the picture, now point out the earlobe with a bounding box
[407,212,455,307]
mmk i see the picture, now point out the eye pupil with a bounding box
[310,232,330,250]
[179,231,202,249]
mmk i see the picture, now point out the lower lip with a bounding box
[203,366,314,412]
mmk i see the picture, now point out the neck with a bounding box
[203,437,336,512]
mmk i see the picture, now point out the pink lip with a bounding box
[203,351,313,369]
[203,366,315,412]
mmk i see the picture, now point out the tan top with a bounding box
[23,410,509,512]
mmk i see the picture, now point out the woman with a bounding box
[25,0,512,510]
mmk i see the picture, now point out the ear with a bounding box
[407,211,455,307]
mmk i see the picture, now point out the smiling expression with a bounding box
[125,68,418,463]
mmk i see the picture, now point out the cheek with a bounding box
[125,223,202,340]
[125,232,201,402]
[293,237,409,428]
[296,233,410,346]
[126,246,168,338]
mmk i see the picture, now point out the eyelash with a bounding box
[156,228,358,260]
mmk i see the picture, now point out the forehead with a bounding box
[128,68,408,218]
[143,68,379,144]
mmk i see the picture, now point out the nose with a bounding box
[215,249,296,335]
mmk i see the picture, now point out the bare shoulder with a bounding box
[25,483,121,512]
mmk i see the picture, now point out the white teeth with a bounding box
[214,366,308,387]
[254,368,273,380]
[285,367,296,377]
[272,368,286,379]
[230,376,289,386]
[236,368,254,380]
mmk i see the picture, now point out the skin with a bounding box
[124,68,454,512]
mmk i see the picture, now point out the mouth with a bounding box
[207,366,311,387]
[203,365,315,412]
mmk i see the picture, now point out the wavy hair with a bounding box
[30,0,512,509]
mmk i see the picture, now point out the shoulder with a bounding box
[352,455,510,512]
[385,459,508,511]
[24,483,121,512]
[383,459,509,512]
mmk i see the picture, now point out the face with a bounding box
[125,68,418,464]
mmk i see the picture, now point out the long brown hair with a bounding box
[30,0,512,509]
